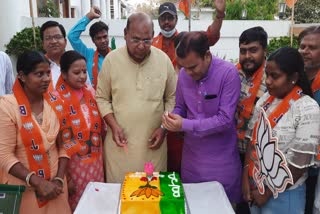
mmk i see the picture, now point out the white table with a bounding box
[74,181,235,214]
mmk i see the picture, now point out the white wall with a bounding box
[0,0,33,52]
[18,17,290,61]
[0,0,291,61]
[3,16,291,70]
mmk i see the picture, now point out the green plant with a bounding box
[38,0,60,17]
[267,36,298,56]
[225,0,277,20]
[285,0,320,23]
[5,27,44,57]
[225,0,242,19]
[198,0,212,7]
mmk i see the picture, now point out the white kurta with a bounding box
[96,46,176,182]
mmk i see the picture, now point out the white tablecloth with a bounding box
[74,181,235,214]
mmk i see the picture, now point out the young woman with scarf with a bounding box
[242,47,320,214]
[0,51,71,213]
[56,50,104,211]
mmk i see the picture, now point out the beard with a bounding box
[305,63,320,72]
[240,59,262,76]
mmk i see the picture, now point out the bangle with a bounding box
[244,164,249,169]
[25,171,36,187]
[216,12,226,19]
[53,177,65,187]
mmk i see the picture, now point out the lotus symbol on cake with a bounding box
[130,162,164,198]
[130,176,164,198]
[252,108,293,198]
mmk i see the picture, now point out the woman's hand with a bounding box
[251,188,272,207]
[67,178,77,196]
[241,167,251,202]
[31,175,63,200]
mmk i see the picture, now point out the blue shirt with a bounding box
[67,16,106,84]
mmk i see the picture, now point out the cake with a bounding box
[120,171,186,214]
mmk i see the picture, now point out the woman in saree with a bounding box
[56,50,104,211]
[0,51,71,213]
[242,47,320,214]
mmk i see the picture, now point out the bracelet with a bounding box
[25,171,36,187]
[243,164,249,169]
[53,177,65,187]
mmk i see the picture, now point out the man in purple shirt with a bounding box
[162,31,242,203]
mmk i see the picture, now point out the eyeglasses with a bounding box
[129,38,153,45]
[44,34,64,41]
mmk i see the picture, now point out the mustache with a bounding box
[242,59,255,65]
[305,63,320,70]
[48,45,60,48]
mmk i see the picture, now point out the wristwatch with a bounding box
[160,125,167,133]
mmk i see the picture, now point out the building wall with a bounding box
[19,17,290,60]
[0,0,292,65]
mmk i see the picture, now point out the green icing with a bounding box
[159,172,185,214]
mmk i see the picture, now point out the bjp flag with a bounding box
[178,0,195,18]
[285,0,298,8]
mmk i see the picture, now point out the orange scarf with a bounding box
[13,79,66,207]
[92,48,111,90]
[311,70,320,160]
[248,86,303,185]
[311,69,320,93]
[56,76,102,163]
[152,31,179,68]
[236,62,265,142]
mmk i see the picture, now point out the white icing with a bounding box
[168,172,181,198]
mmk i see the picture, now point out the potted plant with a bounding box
[5,27,43,57]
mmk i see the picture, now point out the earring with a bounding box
[292,81,295,84]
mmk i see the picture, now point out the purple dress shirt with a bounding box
[173,56,242,203]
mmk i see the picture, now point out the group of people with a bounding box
[0,0,319,213]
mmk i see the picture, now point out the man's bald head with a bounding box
[124,12,155,63]
[125,12,154,33]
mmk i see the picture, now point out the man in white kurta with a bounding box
[96,13,176,183]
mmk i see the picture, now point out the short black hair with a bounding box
[175,31,209,59]
[268,47,313,98]
[298,25,320,44]
[40,21,66,40]
[17,51,49,75]
[60,50,86,73]
[89,21,109,40]
[239,26,268,49]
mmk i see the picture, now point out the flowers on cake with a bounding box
[129,162,164,199]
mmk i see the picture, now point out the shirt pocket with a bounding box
[142,76,164,101]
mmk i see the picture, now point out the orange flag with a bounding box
[285,0,298,8]
[178,0,194,18]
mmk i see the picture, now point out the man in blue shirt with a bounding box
[68,6,110,89]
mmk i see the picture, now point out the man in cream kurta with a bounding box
[96,13,176,183]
